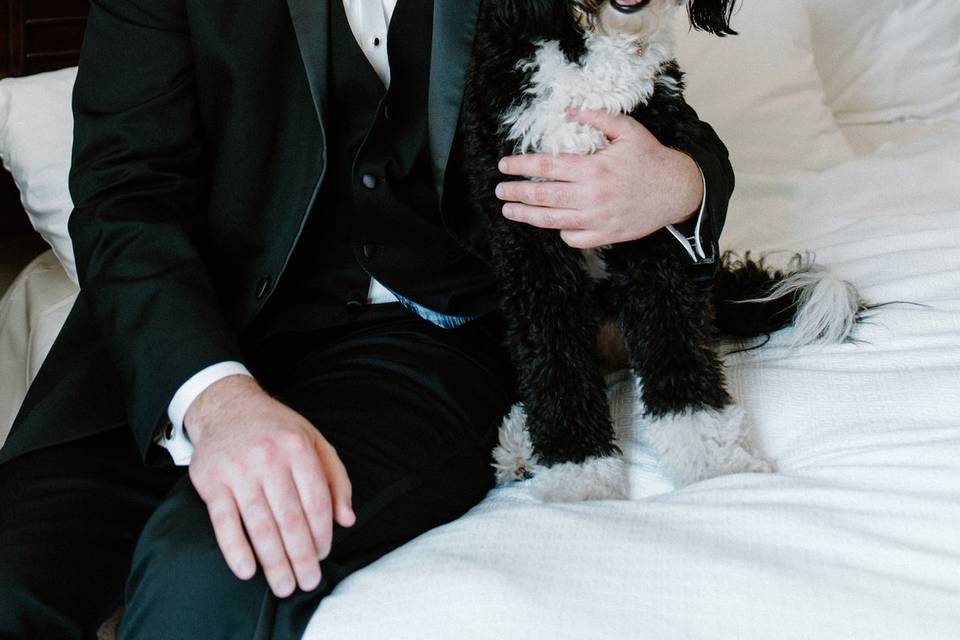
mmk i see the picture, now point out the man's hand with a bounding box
[184,376,356,598]
[496,108,704,249]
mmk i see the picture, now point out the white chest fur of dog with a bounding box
[500,26,678,157]
[499,27,679,281]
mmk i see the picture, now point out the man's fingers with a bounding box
[236,488,297,598]
[560,229,605,250]
[495,180,583,210]
[502,203,586,231]
[205,493,257,581]
[315,440,356,529]
[262,471,322,593]
[498,153,584,181]
[289,444,335,558]
[565,108,635,141]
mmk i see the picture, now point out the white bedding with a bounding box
[299,120,960,639]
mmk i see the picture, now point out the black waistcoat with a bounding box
[249,0,497,341]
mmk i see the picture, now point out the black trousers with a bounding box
[0,311,514,639]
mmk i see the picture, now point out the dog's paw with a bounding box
[528,455,629,502]
[492,404,539,483]
[491,405,627,500]
[642,405,774,487]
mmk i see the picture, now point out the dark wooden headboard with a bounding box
[1,0,89,238]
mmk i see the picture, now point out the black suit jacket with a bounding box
[0,0,734,466]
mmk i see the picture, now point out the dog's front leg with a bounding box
[603,235,774,486]
[489,220,627,501]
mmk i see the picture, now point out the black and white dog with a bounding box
[459,0,866,500]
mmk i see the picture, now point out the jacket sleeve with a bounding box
[633,62,736,285]
[68,0,247,459]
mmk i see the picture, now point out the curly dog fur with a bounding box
[459,0,866,497]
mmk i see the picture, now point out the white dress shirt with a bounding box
[159,0,708,465]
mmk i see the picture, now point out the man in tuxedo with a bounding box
[0,0,733,638]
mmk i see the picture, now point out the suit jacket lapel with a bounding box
[286,0,480,200]
[428,0,483,201]
[286,0,330,123]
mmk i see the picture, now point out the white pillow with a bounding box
[673,0,854,175]
[804,0,960,124]
[0,67,78,283]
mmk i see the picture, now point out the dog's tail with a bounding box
[712,252,868,346]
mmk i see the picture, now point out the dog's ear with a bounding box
[686,0,739,36]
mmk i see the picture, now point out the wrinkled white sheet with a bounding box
[302,121,960,639]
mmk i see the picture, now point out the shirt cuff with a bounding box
[664,163,708,263]
[367,277,400,304]
[157,361,254,466]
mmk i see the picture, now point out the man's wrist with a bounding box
[159,362,255,465]
[668,148,705,226]
[664,158,709,263]
[184,375,263,443]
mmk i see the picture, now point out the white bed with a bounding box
[1,1,959,638]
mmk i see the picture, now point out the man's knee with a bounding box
[119,478,266,639]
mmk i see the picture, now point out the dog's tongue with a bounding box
[614,0,643,5]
